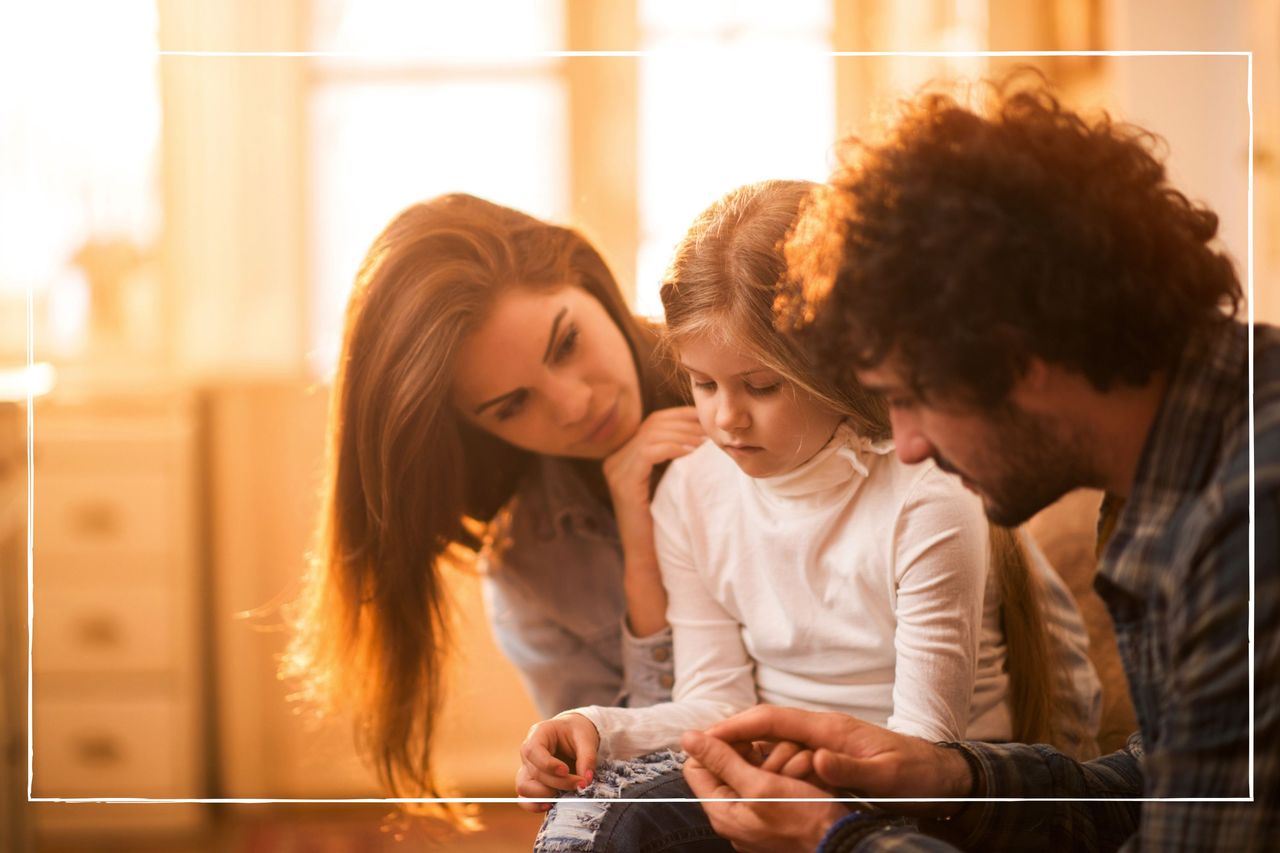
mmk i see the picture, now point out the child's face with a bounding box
[678,335,843,478]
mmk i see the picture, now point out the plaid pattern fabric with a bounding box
[936,321,1280,852]
[823,321,1279,853]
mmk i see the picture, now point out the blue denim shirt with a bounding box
[479,455,675,716]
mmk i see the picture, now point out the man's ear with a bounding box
[1008,357,1053,409]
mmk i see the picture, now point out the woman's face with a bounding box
[452,285,643,459]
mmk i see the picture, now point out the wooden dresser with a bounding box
[30,386,206,834]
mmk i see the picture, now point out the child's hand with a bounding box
[516,713,601,811]
[757,739,819,784]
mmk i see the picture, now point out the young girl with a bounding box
[517,181,1100,850]
[283,195,695,820]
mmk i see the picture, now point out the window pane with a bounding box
[641,0,830,36]
[308,78,568,376]
[310,0,563,64]
[0,0,160,359]
[636,36,834,316]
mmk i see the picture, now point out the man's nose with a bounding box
[889,409,933,465]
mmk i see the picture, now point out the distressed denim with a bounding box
[533,751,732,853]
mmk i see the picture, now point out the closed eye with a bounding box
[495,389,529,421]
[744,382,781,397]
[692,379,716,394]
[552,324,579,363]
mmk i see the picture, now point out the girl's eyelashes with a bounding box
[690,378,781,396]
[553,324,579,363]
[495,389,528,421]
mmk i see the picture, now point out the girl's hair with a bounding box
[659,180,890,439]
[283,194,667,822]
[661,179,1066,749]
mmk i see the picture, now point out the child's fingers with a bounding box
[759,740,801,773]
[779,748,816,780]
[519,729,569,775]
[515,765,561,812]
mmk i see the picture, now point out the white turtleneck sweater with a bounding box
[571,423,1012,759]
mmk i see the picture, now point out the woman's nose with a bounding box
[550,374,592,428]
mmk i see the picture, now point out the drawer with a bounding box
[34,696,188,797]
[34,470,182,580]
[33,585,173,673]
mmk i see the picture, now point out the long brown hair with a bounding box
[283,194,666,821]
[661,180,1060,745]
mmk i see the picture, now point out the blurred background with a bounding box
[0,0,1275,850]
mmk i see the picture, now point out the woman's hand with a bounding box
[515,713,601,812]
[602,407,704,636]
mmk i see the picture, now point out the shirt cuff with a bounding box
[618,620,675,708]
[819,812,917,852]
[919,741,997,848]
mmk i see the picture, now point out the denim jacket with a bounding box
[479,455,675,716]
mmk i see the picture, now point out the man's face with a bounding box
[856,360,1091,526]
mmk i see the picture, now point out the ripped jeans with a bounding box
[533,750,733,853]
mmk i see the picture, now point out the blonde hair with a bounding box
[660,180,890,438]
[663,179,1065,748]
[283,194,670,825]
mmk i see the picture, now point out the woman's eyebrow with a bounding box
[541,306,569,364]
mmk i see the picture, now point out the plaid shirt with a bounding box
[824,320,1280,852]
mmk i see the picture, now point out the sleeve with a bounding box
[482,568,623,718]
[937,734,1144,852]
[571,470,759,759]
[477,479,674,715]
[1020,529,1104,759]
[948,461,1278,851]
[618,620,676,708]
[884,470,988,743]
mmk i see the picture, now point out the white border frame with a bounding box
[26,48,1255,809]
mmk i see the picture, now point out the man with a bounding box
[681,78,1278,851]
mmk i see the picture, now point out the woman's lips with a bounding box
[722,443,763,459]
[583,400,619,445]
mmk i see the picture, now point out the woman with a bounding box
[283,194,697,815]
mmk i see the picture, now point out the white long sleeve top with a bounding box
[573,423,1013,759]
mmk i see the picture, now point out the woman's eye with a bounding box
[495,390,528,421]
[745,383,781,397]
[553,325,579,362]
[692,379,717,394]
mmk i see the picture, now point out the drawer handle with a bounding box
[75,614,121,648]
[69,501,120,537]
[74,735,123,766]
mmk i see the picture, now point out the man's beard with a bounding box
[937,404,1093,528]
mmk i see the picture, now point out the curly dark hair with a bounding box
[780,72,1242,406]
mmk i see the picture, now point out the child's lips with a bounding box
[722,443,763,458]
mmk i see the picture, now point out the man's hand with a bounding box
[702,705,976,817]
[682,730,851,853]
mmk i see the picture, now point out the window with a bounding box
[635,0,835,316]
[306,0,569,376]
[0,1,161,362]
